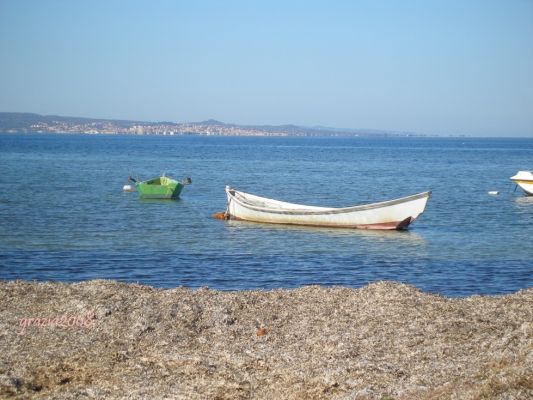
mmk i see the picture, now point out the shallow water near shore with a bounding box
[0,133,532,296]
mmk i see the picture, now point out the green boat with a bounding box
[129,175,191,199]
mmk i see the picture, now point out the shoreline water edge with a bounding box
[1,279,532,399]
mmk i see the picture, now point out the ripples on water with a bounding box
[0,134,532,296]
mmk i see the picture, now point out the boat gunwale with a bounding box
[510,179,533,184]
[227,188,431,216]
[138,176,179,186]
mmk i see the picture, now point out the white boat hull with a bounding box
[510,171,533,196]
[224,187,431,230]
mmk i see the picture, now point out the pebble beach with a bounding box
[1,280,532,399]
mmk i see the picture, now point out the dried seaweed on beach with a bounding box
[0,280,532,399]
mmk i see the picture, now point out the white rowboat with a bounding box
[510,171,533,196]
[223,187,431,230]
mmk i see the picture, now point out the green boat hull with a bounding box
[135,176,184,199]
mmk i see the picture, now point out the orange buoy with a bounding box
[212,212,227,220]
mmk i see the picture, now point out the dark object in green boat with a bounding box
[129,175,191,199]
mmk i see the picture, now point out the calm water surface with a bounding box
[0,134,532,296]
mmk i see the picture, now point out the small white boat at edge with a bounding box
[223,187,431,230]
[510,171,533,196]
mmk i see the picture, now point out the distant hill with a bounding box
[0,112,52,129]
[0,112,419,137]
[198,119,226,126]
[0,112,145,129]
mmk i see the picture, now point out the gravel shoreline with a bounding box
[1,280,532,399]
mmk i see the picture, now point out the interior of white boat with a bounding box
[232,190,332,211]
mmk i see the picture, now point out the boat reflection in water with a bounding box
[514,195,533,207]
[225,218,426,244]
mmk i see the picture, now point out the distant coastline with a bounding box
[0,112,424,137]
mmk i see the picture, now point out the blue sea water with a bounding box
[0,133,532,297]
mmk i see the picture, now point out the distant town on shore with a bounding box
[0,112,424,137]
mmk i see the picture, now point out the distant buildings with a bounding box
[25,120,290,136]
[1,113,419,137]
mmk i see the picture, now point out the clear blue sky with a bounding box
[1,0,532,136]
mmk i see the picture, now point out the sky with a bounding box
[0,0,532,136]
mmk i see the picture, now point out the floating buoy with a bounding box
[488,191,499,196]
[212,212,226,220]
[123,184,135,192]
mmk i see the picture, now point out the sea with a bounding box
[0,133,532,297]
